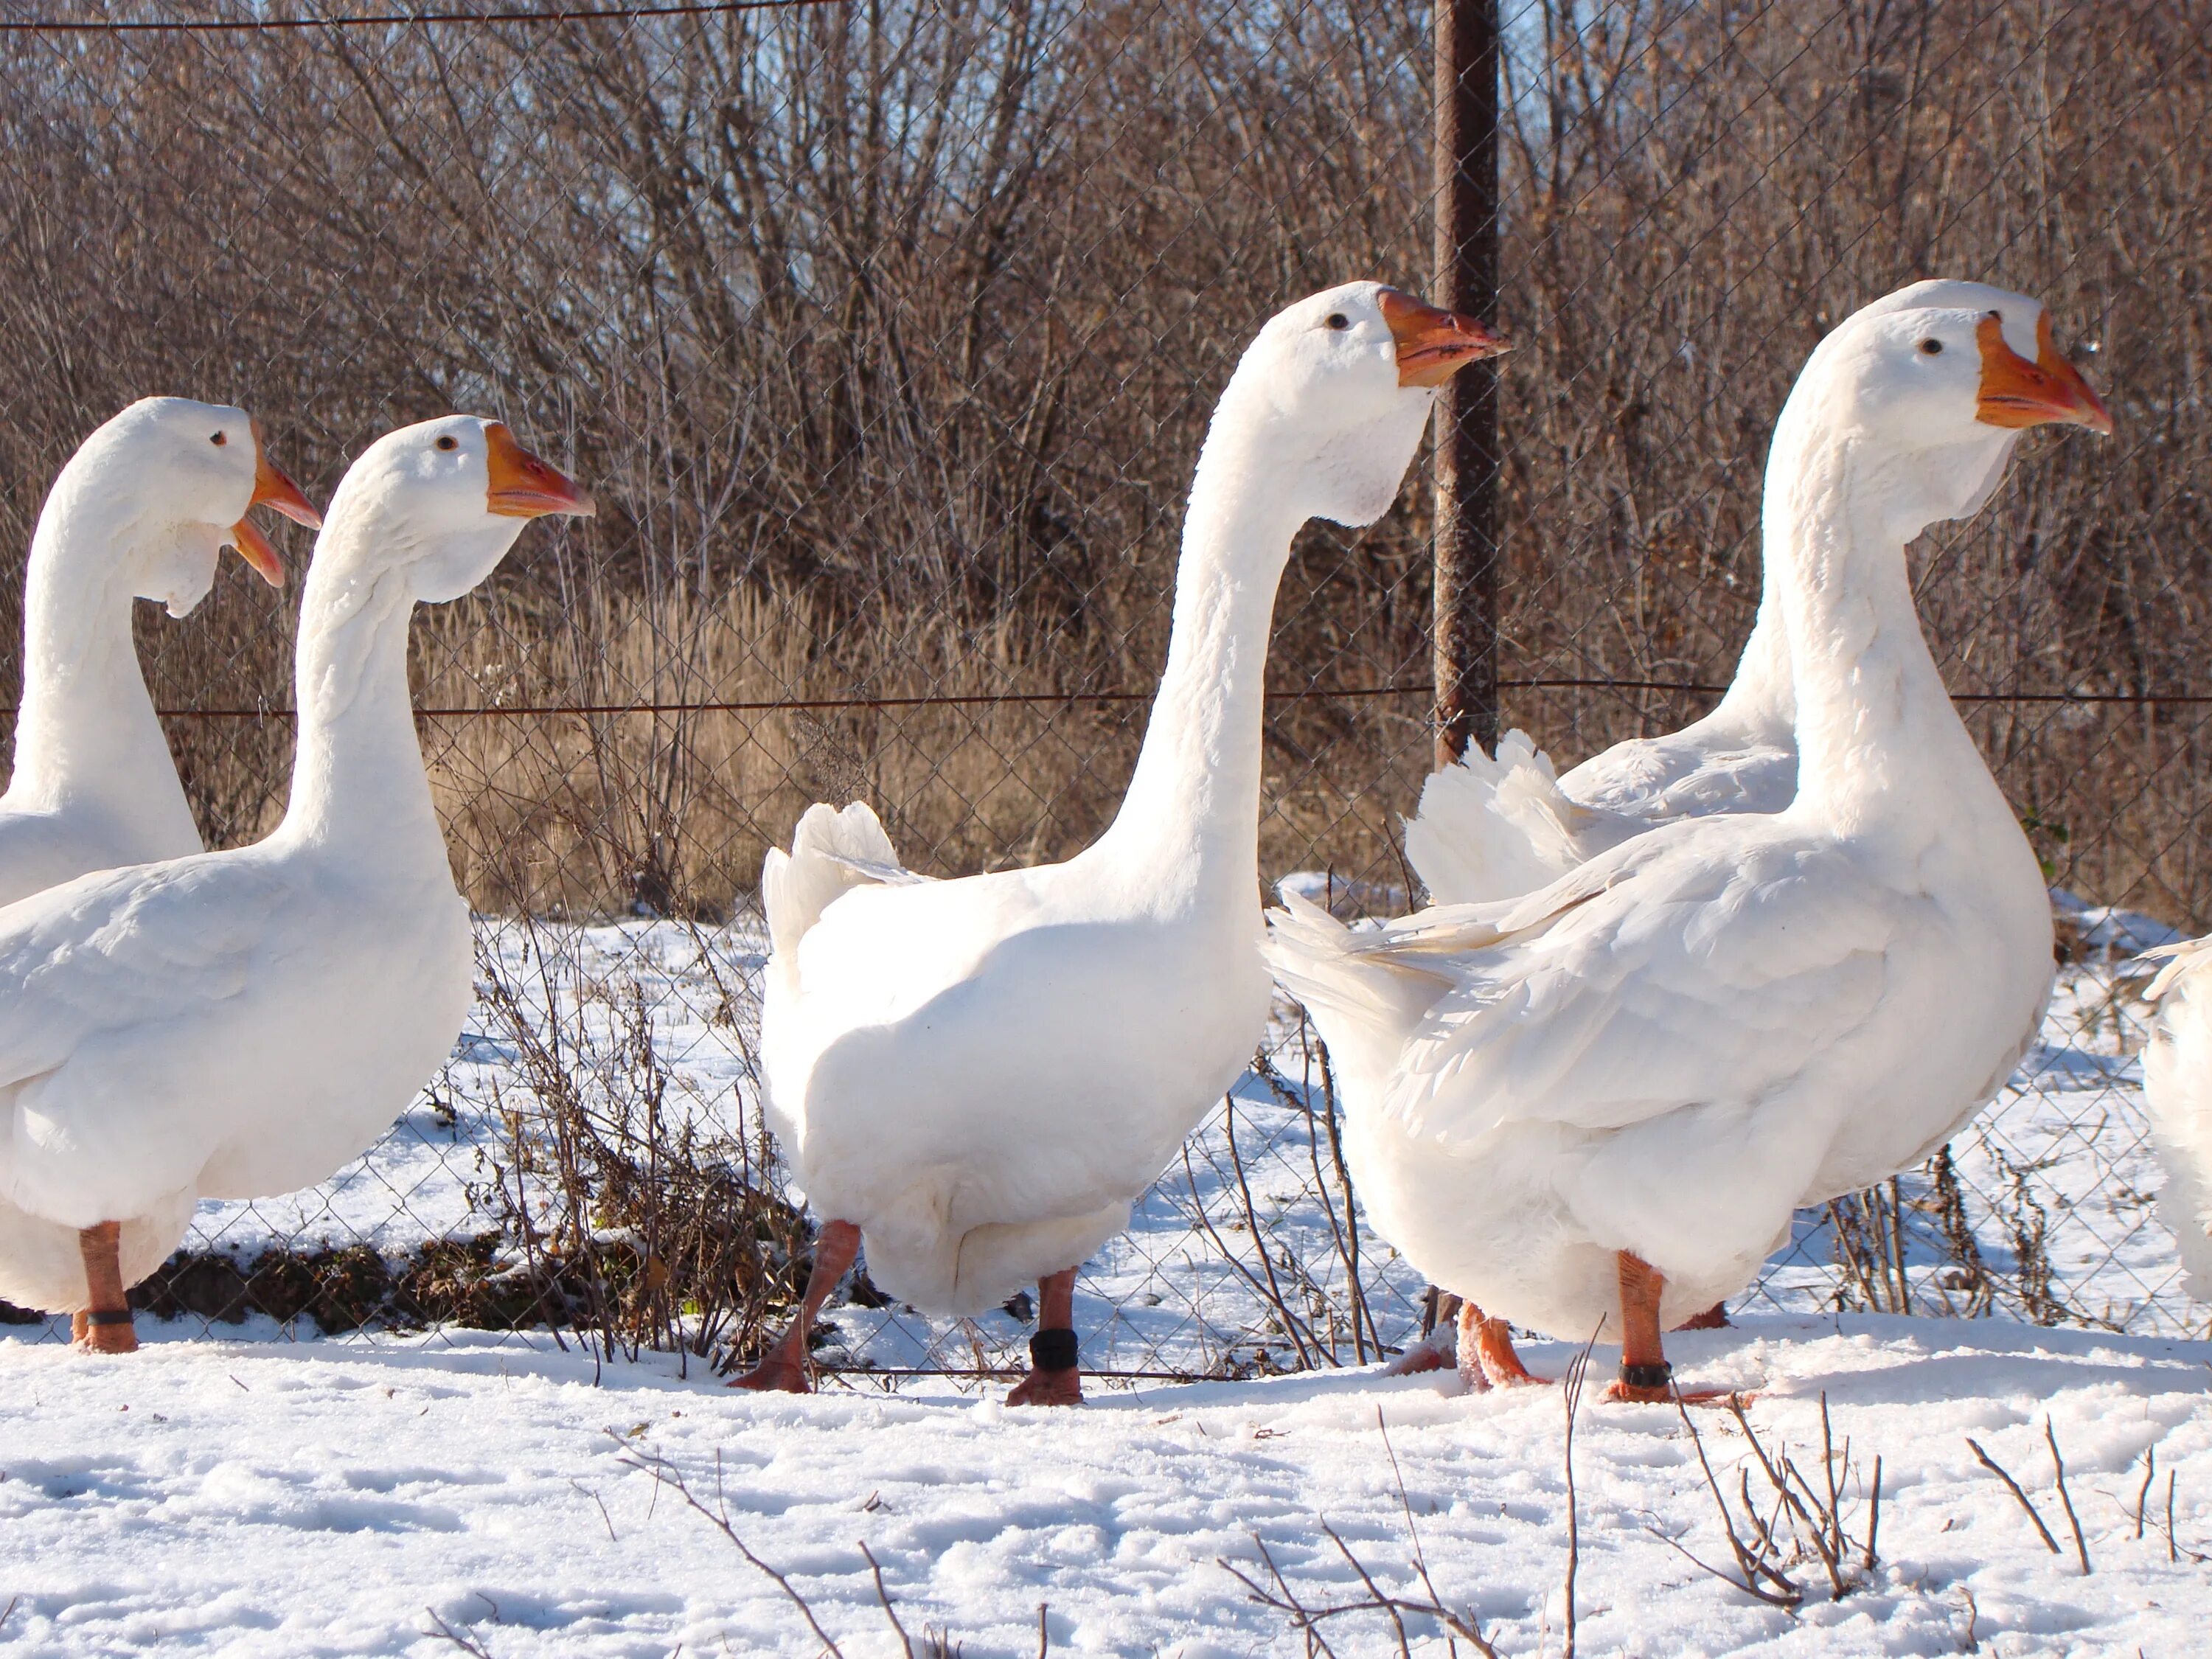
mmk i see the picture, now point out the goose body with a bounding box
[0,417,591,1343]
[1267,285,2105,1395]
[2137,939,2212,1293]
[750,283,1506,1400]
[0,398,315,908]
[764,803,1277,1312]
[1404,281,2041,910]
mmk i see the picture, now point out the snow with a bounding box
[1,1317,2206,1655]
[4,897,2211,1652]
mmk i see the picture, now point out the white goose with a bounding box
[1402,280,2076,910]
[0,397,319,907]
[745,282,1506,1403]
[0,416,591,1350]
[1267,287,2108,1401]
[2135,942,2212,1295]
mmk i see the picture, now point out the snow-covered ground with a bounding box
[4,897,2212,1652]
[1,1316,2206,1655]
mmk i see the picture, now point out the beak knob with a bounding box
[484,422,597,519]
[1975,312,2113,436]
[1378,288,1511,387]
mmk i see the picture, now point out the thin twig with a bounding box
[860,1542,915,1658]
[613,1437,847,1656]
[2044,1419,2093,1575]
[571,1478,619,1543]
[1220,1533,1346,1659]
[2135,1445,2157,1542]
[1375,1409,1502,1658]
[1778,1450,1848,1599]
[1322,1520,1411,1658]
[1034,1604,1049,1658]
[1220,1422,1500,1659]
[1865,1455,1882,1575]
[422,1610,495,1658]
[1641,1523,1800,1610]
[1966,1438,2061,1554]
[1671,1389,1803,1606]
[1562,1328,1600,1657]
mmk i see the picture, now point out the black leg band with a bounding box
[1029,1327,1079,1371]
[1618,1360,1673,1391]
[84,1309,134,1327]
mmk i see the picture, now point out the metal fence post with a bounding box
[1432,0,1502,768]
[1419,0,1502,1346]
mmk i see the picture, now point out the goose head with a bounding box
[1214,281,1507,527]
[66,397,321,618]
[324,415,594,602]
[1798,283,2110,543]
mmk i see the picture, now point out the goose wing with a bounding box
[1561,734,1798,827]
[0,855,286,1092]
[1368,824,1899,1150]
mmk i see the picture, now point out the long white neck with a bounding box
[276,521,443,874]
[1706,553,1795,740]
[1093,416,1304,914]
[1770,410,2006,839]
[5,484,197,845]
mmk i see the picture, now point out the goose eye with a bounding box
[1324,313,1350,331]
[436,435,459,451]
[209,431,228,446]
[1919,339,1944,356]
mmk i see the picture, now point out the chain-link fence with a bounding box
[0,0,2205,1380]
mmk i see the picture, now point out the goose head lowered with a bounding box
[65,397,321,616]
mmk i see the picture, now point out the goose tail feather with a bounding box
[1265,892,1452,1110]
[1402,729,1587,905]
[763,801,907,961]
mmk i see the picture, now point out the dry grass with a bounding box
[0,3,2208,925]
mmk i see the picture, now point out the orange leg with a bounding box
[1602,1253,1739,1405]
[1384,1290,1460,1374]
[1674,1301,1731,1331]
[731,1219,860,1393]
[1457,1296,1548,1391]
[1006,1267,1083,1407]
[76,1222,137,1354]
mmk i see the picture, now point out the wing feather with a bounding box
[1365,828,1899,1150]
[0,857,285,1093]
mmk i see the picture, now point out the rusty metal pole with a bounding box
[1418,0,1501,1352]
[1432,0,1501,768]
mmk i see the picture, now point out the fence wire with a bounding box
[0,0,2207,1379]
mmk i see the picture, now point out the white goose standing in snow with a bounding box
[1267,288,2108,1401]
[1397,281,2080,1347]
[0,416,591,1350]
[746,283,1506,1404]
[2135,942,2212,1297]
[1402,280,2076,911]
[0,397,319,906]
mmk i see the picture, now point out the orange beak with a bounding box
[226,419,321,589]
[484,422,596,520]
[1975,312,2113,437]
[1378,288,1510,387]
